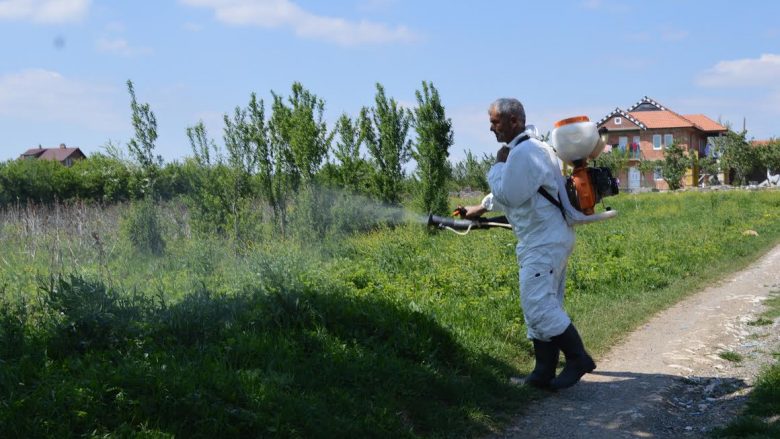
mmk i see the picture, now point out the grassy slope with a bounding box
[1,190,780,438]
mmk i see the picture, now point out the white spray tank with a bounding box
[550,116,608,165]
[550,116,613,215]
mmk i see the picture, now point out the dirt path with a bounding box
[491,243,780,439]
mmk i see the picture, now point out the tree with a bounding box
[691,152,718,185]
[451,151,492,192]
[126,80,162,198]
[360,83,413,205]
[412,81,453,215]
[267,91,296,235]
[185,121,232,235]
[223,106,257,176]
[286,82,333,184]
[755,139,780,174]
[187,121,220,167]
[333,113,371,193]
[662,142,689,190]
[246,93,273,211]
[592,149,631,180]
[711,129,756,185]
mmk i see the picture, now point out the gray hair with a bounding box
[489,98,526,125]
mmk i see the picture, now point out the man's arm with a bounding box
[455,193,499,219]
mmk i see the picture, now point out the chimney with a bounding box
[59,143,66,149]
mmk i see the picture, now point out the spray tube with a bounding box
[427,214,512,235]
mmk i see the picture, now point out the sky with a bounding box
[1,0,779,164]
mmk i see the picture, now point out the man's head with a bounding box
[489,98,526,143]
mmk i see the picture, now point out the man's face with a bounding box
[489,110,520,143]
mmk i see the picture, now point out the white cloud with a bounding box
[96,37,153,57]
[0,68,123,130]
[0,0,90,23]
[697,53,780,87]
[180,0,419,46]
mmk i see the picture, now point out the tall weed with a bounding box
[122,199,166,255]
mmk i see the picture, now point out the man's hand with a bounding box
[454,204,488,219]
[496,146,510,163]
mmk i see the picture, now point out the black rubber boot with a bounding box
[549,324,596,390]
[524,339,559,390]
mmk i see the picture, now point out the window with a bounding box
[614,117,622,125]
[653,134,662,150]
[632,136,641,158]
[654,167,663,180]
[664,134,674,147]
[618,136,628,151]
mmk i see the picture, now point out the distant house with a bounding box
[20,144,86,167]
[596,96,727,190]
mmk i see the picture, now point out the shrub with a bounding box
[122,199,166,255]
[662,142,690,190]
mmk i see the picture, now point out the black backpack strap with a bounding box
[512,133,566,220]
[513,133,530,146]
[537,186,566,220]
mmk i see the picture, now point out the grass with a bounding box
[1,190,780,437]
[719,351,744,363]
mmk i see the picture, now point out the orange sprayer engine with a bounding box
[551,116,618,215]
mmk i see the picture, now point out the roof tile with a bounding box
[682,114,727,132]
[628,111,693,129]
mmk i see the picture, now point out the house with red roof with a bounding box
[596,96,727,190]
[20,144,86,167]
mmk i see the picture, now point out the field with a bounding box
[1,189,780,438]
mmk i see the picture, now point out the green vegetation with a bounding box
[412,81,454,215]
[360,83,414,206]
[747,317,773,326]
[450,151,493,193]
[718,351,744,363]
[1,190,780,437]
[661,142,690,190]
[761,291,780,320]
[712,130,756,186]
[3,78,780,438]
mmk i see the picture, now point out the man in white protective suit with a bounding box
[466,98,596,390]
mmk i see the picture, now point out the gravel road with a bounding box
[490,243,780,439]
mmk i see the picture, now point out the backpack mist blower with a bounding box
[551,116,619,215]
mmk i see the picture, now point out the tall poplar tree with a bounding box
[334,113,368,192]
[360,83,413,205]
[412,81,453,214]
[126,80,162,198]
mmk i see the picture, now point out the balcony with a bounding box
[614,144,641,160]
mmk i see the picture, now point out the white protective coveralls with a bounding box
[486,129,575,341]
